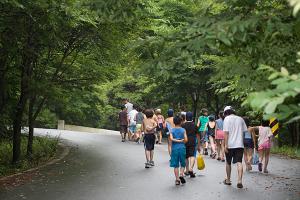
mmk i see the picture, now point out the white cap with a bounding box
[156,108,161,113]
[224,106,233,112]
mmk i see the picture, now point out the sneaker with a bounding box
[121,139,125,142]
[145,162,150,168]
[149,160,155,167]
[217,157,221,161]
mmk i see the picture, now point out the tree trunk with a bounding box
[12,68,28,163]
[27,96,46,158]
[27,96,36,159]
[191,92,198,121]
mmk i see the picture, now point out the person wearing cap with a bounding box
[165,109,175,156]
[223,106,247,189]
[182,111,198,178]
[197,108,209,155]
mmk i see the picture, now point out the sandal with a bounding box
[189,171,196,178]
[179,176,186,184]
[258,163,262,172]
[212,152,217,159]
[237,183,243,189]
[175,180,180,185]
[223,179,231,185]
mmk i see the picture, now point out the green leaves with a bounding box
[245,66,300,123]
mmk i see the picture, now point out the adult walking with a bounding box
[128,105,138,141]
[123,98,133,113]
[223,106,247,189]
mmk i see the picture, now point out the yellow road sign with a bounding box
[270,117,279,137]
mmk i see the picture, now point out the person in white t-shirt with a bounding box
[223,106,247,189]
[128,105,138,141]
[123,98,133,113]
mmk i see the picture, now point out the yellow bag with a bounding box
[197,155,205,170]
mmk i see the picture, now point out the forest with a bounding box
[0,0,300,164]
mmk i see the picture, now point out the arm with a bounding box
[170,133,184,143]
[215,122,218,136]
[249,127,257,148]
[183,130,188,143]
[197,118,200,128]
[224,131,229,153]
[195,125,201,152]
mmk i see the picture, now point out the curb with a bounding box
[0,143,70,182]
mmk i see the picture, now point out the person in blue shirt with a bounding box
[170,115,188,186]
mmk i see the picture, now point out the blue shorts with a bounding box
[194,138,198,157]
[170,148,186,168]
[129,125,136,133]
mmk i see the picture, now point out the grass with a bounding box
[271,146,300,159]
[0,135,59,177]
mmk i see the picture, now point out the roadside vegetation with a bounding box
[0,135,59,177]
[271,146,300,159]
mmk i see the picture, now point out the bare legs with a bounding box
[237,162,243,184]
[216,140,225,160]
[168,136,172,156]
[226,162,231,182]
[209,136,216,157]
[226,162,243,184]
[259,149,270,173]
[174,167,185,181]
[188,156,195,171]
[244,148,253,171]
[145,150,154,162]
[159,131,162,144]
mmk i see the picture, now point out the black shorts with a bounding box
[225,148,244,165]
[244,139,254,149]
[156,123,163,131]
[120,125,128,133]
[186,145,195,158]
[144,134,155,151]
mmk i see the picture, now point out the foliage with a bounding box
[0,135,59,177]
[271,145,300,159]
[245,66,300,123]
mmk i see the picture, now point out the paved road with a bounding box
[1,129,299,200]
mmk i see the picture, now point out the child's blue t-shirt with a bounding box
[171,128,185,150]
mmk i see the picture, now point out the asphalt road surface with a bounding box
[1,129,299,200]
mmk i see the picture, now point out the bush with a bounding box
[0,135,59,177]
[271,145,300,159]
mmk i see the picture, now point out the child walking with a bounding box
[182,112,198,178]
[142,109,157,168]
[243,117,256,171]
[215,111,225,162]
[257,119,273,173]
[156,109,165,144]
[197,108,209,155]
[119,105,129,142]
[170,116,188,185]
[207,115,217,159]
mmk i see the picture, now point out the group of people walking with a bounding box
[118,99,274,188]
